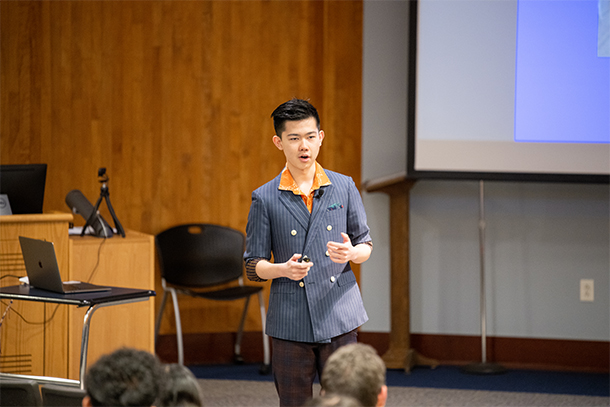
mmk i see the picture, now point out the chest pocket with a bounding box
[324,205,346,224]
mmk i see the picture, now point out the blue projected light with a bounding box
[514,0,610,144]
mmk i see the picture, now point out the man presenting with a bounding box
[244,99,373,406]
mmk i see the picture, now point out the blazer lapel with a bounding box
[278,190,310,230]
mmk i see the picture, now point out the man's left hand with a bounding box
[327,232,354,264]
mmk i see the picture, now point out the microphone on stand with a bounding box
[65,189,114,238]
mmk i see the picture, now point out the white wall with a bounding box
[360,0,609,341]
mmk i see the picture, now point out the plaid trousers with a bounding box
[271,330,358,407]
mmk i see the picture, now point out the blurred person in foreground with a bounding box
[82,347,163,407]
[320,343,387,407]
[158,363,204,407]
[302,393,363,407]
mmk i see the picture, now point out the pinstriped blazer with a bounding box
[244,169,371,343]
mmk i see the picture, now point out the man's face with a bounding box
[273,117,325,174]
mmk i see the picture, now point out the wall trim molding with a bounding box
[156,332,608,373]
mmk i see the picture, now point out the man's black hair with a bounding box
[271,98,320,138]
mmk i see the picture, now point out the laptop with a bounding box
[19,236,111,294]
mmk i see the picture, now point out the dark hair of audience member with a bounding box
[84,347,163,407]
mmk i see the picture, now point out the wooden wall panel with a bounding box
[1,1,363,336]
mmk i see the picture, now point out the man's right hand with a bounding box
[283,253,313,281]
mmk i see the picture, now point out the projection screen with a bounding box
[407,0,610,183]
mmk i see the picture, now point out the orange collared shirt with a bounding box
[278,162,331,213]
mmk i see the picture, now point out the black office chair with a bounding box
[0,379,42,406]
[154,223,270,374]
[40,384,86,407]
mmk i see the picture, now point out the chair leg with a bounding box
[258,291,271,374]
[234,296,251,364]
[154,290,169,350]
[168,288,184,365]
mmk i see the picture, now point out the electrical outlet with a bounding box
[580,279,594,302]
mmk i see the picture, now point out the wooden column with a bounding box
[364,173,437,372]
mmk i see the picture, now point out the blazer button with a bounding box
[299,281,305,288]
[326,225,333,231]
[291,230,297,236]
[330,276,336,283]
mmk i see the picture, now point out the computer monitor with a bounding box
[0,164,47,214]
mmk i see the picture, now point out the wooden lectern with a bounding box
[68,230,155,379]
[0,213,73,379]
[0,213,155,381]
[363,173,438,372]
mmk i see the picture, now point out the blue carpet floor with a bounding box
[189,364,609,398]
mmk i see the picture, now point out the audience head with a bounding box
[303,393,363,407]
[158,363,204,407]
[82,347,163,407]
[320,343,387,407]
